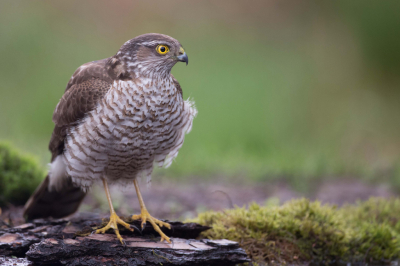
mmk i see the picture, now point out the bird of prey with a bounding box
[24,33,197,244]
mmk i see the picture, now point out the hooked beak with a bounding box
[176,47,188,65]
[176,52,188,65]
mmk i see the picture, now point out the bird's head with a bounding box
[114,33,188,79]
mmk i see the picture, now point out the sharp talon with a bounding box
[90,230,96,236]
[142,222,146,231]
[121,239,126,246]
[130,224,140,233]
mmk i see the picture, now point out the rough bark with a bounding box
[0,257,32,266]
[0,212,249,265]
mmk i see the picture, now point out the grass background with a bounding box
[1,1,400,190]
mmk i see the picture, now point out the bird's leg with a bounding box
[95,179,134,244]
[131,179,171,243]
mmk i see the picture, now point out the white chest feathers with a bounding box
[50,78,197,191]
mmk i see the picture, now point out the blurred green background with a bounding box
[1,0,400,190]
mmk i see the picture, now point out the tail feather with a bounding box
[24,175,86,220]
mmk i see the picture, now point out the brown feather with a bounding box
[171,74,183,97]
[24,175,86,220]
[24,59,118,220]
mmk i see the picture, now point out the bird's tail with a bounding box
[23,175,86,220]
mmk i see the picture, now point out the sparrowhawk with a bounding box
[24,33,197,244]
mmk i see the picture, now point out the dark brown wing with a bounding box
[49,59,114,160]
[24,58,116,220]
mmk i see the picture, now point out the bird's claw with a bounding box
[132,210,171,243]
[130,224,141,233]
[141,221,146,231]
[95,211,134,245]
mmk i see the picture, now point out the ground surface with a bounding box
[92,177,396,220]
[1,178,396,225]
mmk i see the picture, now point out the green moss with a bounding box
[345,197,400,232]
[0,142,45,206]
[344,198,400,261]
[188,198,400,265]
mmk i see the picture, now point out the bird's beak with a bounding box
[176,47,188,65]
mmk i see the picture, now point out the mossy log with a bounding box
[0,212,249,265]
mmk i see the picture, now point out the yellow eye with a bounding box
[156,44,169,55]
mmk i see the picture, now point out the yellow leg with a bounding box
[95,179,134,244]
[132,179,171,243]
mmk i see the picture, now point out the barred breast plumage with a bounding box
[63,76,197,189]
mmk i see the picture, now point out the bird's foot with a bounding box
[96,211,134,244]
[132,210,171,243]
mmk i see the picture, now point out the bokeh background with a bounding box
[1,0,400,218]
